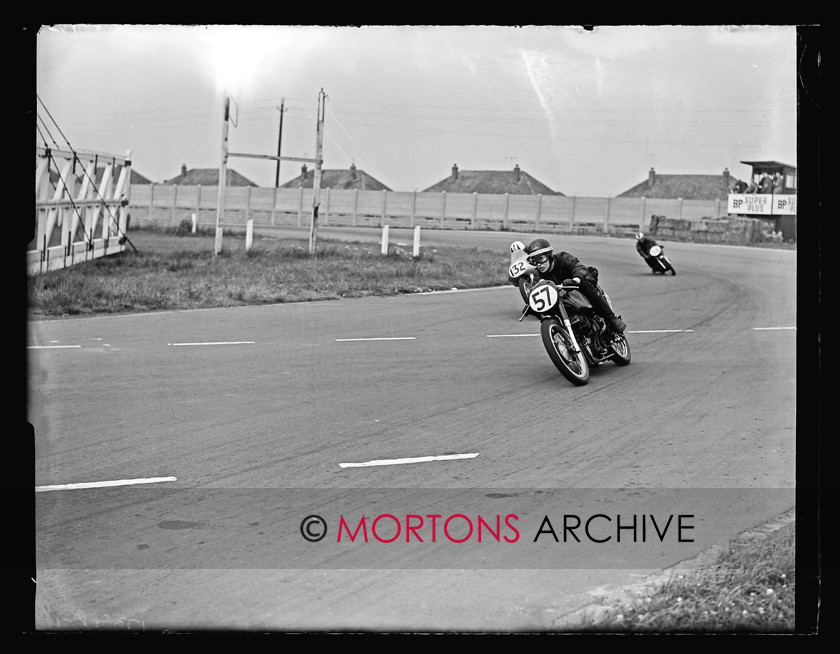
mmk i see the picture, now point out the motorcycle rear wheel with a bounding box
[541,319,590,385]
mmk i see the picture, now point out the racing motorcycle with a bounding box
[517,278,631,386]
[507,241,537,304]
[641,244,676,275]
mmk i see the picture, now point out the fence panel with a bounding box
[127,184,733,236]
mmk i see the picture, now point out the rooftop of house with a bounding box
[423,164,562,195]
[618,168,742,201]
[49,166,153,188]
[280,164,391,191]
[164,165,257,187]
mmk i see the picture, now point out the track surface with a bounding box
[30,231,796,631]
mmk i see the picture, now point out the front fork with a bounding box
[554,303,584,356]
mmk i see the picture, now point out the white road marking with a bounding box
[168,341,255,346]
[35,476,177,492]
[486,334,539,338]
[339,453,479,468]
[629,329,695,333]
[753,326,796,331]
[28,345,82,349]
[336,337,416,342]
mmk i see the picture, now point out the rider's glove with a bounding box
[562,277,580,287]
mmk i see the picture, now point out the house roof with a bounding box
[49,166,154,187]
[280,165,391,191]
[618,169,742,201]
[164,167,257,187]
[423,165,561,195]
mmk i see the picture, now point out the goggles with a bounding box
[528,254,550,265]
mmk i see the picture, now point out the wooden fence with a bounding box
[31,147,132,274]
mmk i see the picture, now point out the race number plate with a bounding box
[509,260,528,279]
[528,284,559,313]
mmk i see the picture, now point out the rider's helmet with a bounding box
[525,238,554,273]
[510,241,526,253]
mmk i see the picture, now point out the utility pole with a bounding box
[309,89,326,255]
[274,99,285,187]
[215,95,230,255]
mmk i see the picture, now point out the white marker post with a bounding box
[246,219,254,251]
[413,225,421,257]
[191,212,197,233]
[381,225,389,255]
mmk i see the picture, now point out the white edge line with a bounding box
[168,341,255,346]
[339,453,479,468]
[28,345,82,349]
[36,476,177,492]
[753,326,796,331]
[486,334,540,338]
[336,337,416,342]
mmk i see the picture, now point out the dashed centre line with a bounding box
[339,453,479,468]
[36,476,177,492]
[168,341,255,346]
[27,345,82,349]
[336,337,416,342]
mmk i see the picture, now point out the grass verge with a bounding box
[575,514,796,633]
[27,226,509,318]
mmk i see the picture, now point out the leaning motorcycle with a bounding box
[507,241,537,304]
[519,278,631,386]
[641,244,676,275]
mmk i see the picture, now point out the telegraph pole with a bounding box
[274,99,285,187]
[215,95,230,255]
[309,89,326,254]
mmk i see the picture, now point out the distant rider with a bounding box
[635,232,659,258]
[512,237,626,334]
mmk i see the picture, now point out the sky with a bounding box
[35,25,800,197]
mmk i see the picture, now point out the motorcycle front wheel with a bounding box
[518,275,535,304]
[540,318,590,385]
[608,333,632,366]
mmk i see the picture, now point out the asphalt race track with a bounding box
[29,230,797,631]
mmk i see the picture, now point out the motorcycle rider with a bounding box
[635,232,659,258]
[514,237,626,334]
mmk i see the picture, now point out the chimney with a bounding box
[301,164,308,182]
[648,167,656,186]
[451,164,459,182]
[723,167,730,188]
[514,164,521,183]
[350,163,357,179]
[181,164,187,177]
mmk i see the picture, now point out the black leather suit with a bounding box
[534,252,617,322]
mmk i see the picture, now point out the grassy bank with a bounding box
[27,227,508,318]
[582,516,796,633]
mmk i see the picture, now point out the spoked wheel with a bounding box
[518,275,535,304]
[540,319,590,385]
[608,332,632,366]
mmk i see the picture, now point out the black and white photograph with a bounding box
[28,24,820,634]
